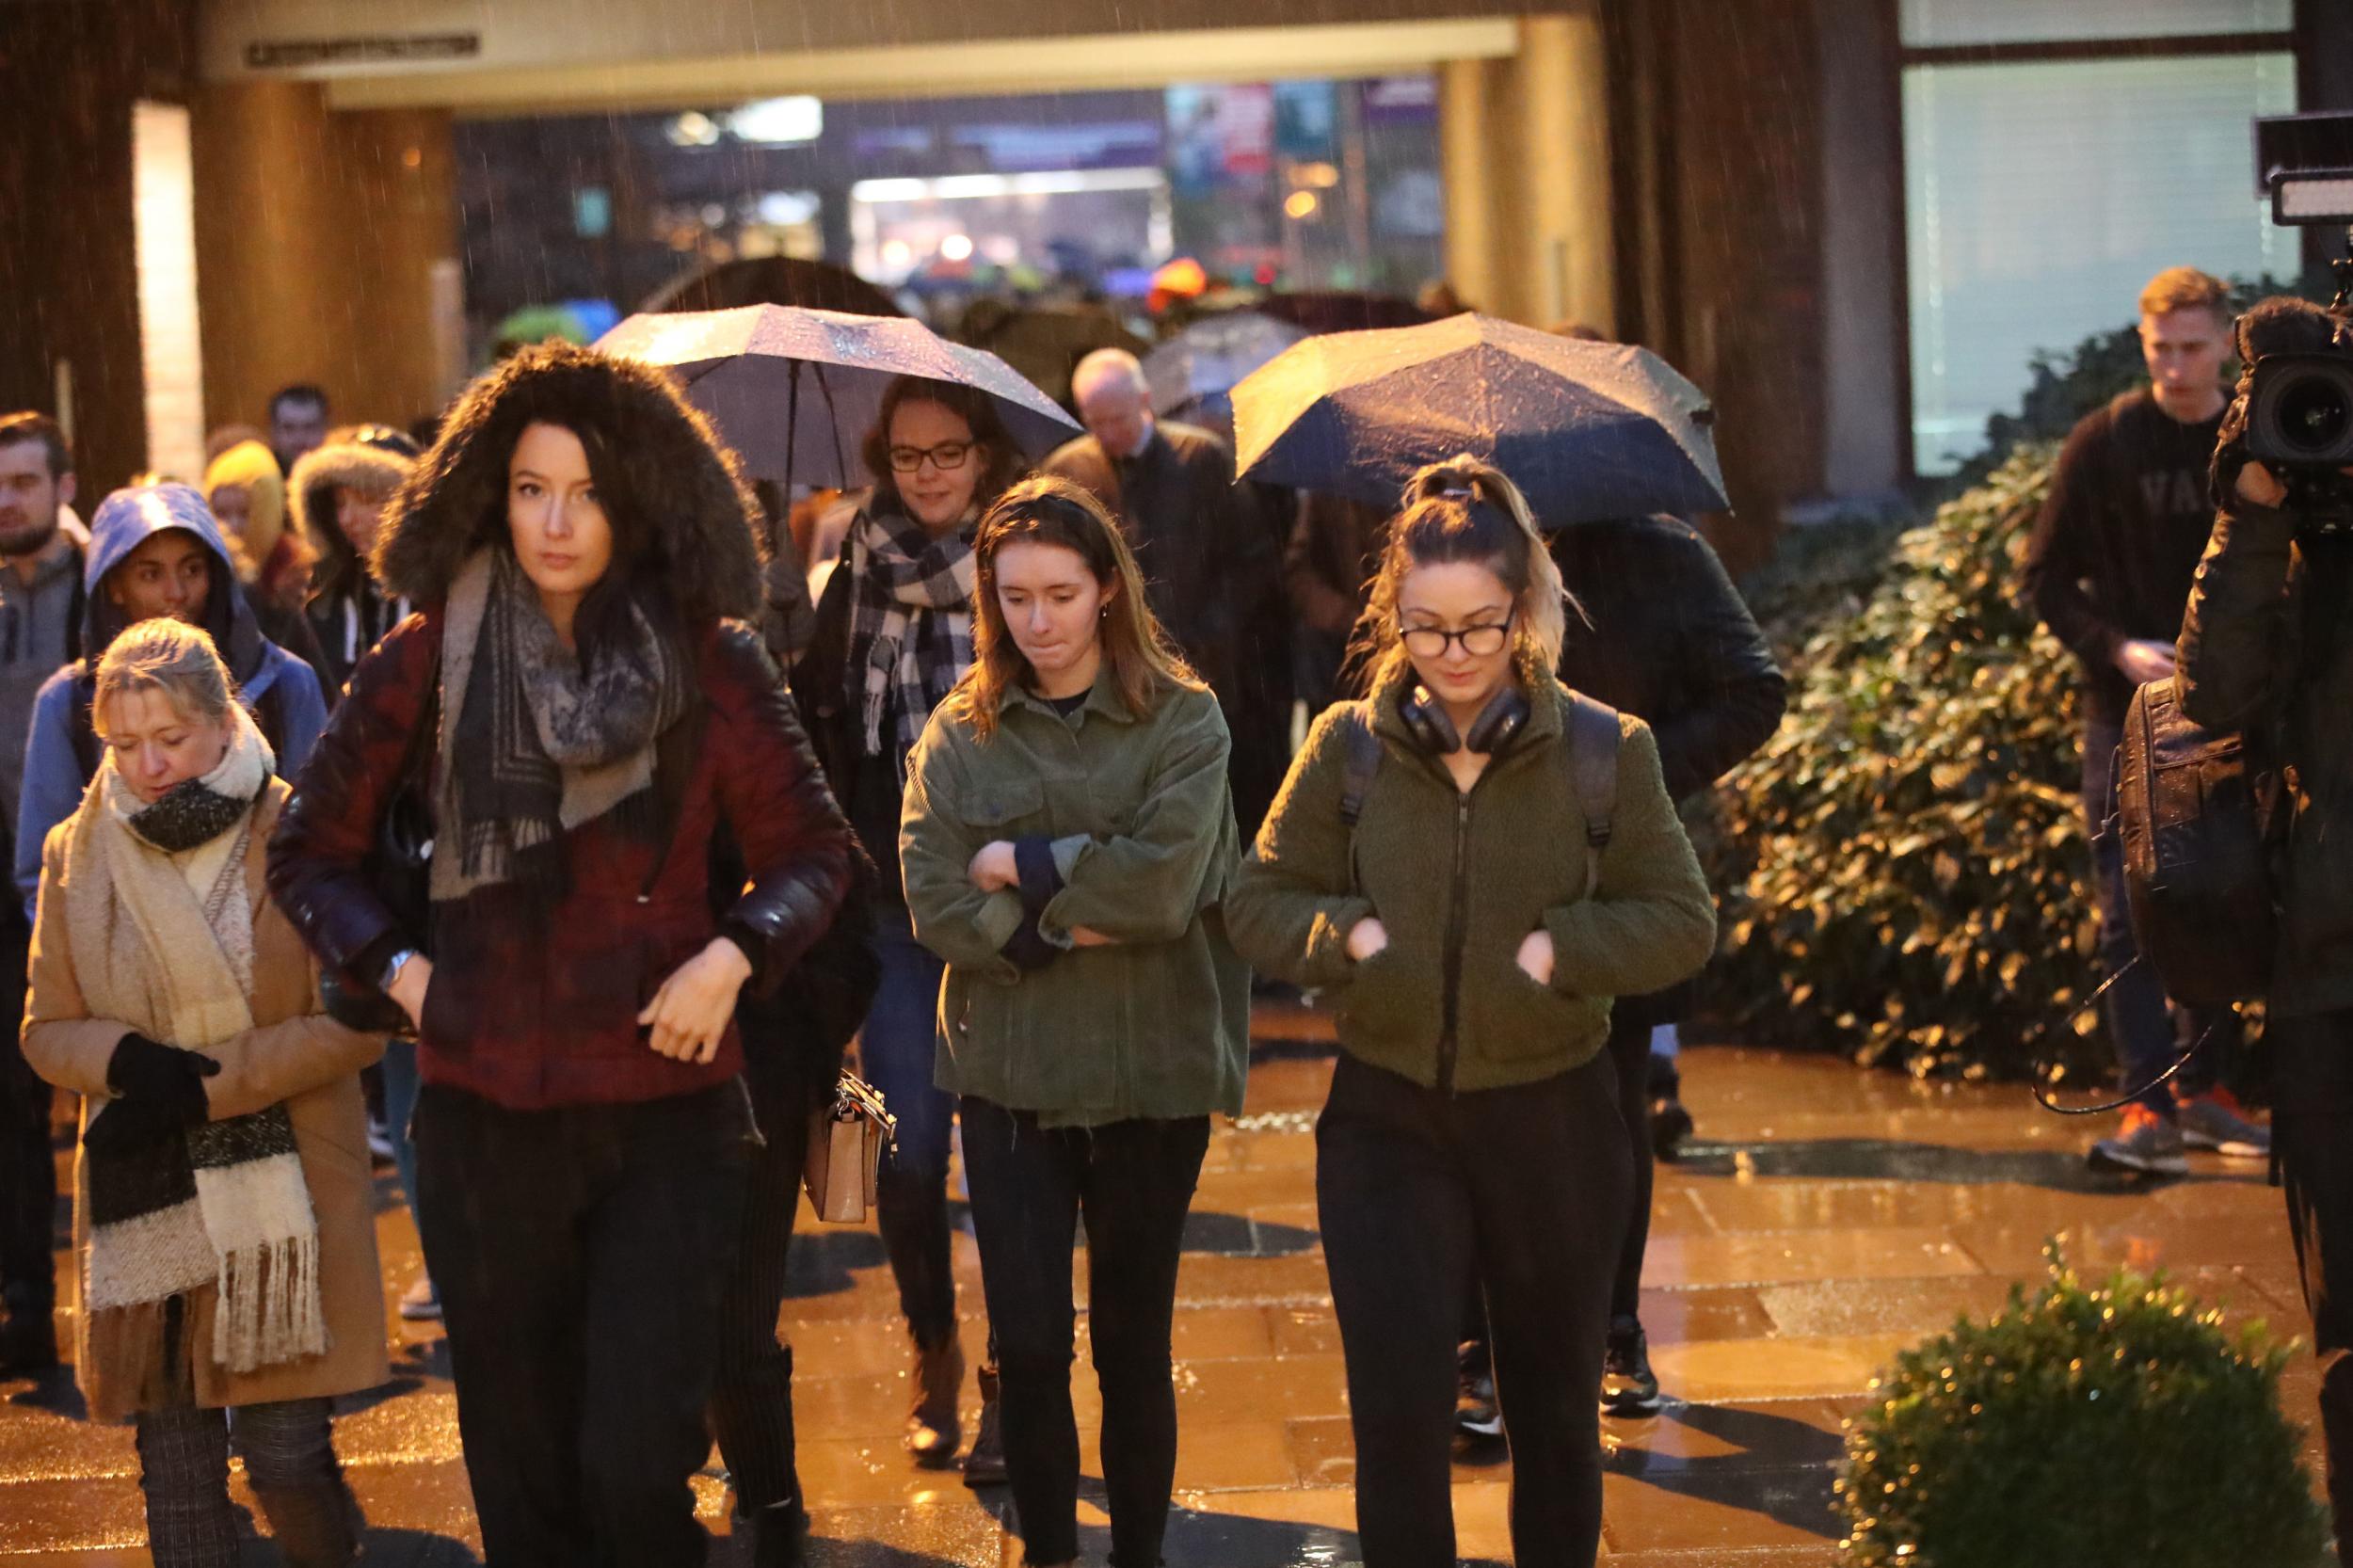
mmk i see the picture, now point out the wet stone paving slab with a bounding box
[0,1023,2314,1566]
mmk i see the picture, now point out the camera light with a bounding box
[2273,171,2353,225]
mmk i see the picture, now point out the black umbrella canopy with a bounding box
[596,305,1079,488]
[1255,290,1433,335]
[643,256,904,320]
[956,301,1148,409]
[1230,312,1726,527]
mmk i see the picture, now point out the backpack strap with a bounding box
[1337,703,1383,828]
[1562,692,1621,898]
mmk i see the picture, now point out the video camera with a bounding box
[2248,111,2353,528]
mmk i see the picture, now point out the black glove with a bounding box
[104,1033,218,1123]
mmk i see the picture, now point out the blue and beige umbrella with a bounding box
[1230,312,1726,526]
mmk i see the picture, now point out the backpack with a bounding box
[1335,693,1624,896]
[2115,675,2282,1008]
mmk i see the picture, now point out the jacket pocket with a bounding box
[1483,955,1591,1061]
[964,777,1046,832]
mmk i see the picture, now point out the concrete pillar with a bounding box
[191,81,460,440]
[1435,11,1614,333]
[1515,11,1614,336]
[1439,56,1505,315]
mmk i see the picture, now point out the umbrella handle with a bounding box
[815,362,847,487]
[785,359,800,499]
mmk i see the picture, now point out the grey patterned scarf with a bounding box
[431,549,694,903]
[844,504,977,766]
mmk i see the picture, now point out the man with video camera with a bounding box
[2182,291,2353,1535]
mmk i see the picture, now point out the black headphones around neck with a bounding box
[1399,683,1530,757]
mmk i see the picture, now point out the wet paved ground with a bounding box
[0,1011,2317,1564]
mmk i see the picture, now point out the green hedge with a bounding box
[1838,1245,2327,1566]
[1702,447,2106,1081]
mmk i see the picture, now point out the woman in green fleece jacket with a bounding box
[1227,457,1716,1568]
[899,475,1249,1568]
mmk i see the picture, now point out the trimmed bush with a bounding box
[1705,446,2105,1081]
[1837,1244,2328,1566]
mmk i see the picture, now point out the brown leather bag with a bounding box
[803,1072,896,1224]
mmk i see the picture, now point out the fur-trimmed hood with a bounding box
[375,343,765,625]
[290,438,414,574]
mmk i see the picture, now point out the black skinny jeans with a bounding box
[1319,1051,1630,1568]
[960,1096,1210,1568]
[412,1081,751,1568]
[710,1036,819,1521]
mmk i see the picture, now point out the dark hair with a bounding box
[269,383,328,420]
[859,377,1023,520]
[0,412,72,480]
[946,476,1198,740]
[1349,456,1570,689]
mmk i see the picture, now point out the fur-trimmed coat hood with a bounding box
[290,436,414,586]
[375,343,765,625]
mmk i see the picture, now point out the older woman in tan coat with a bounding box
[24,616,384,1568]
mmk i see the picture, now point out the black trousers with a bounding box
[2275,1006,2353,1538]
[960,1096,1209,1568]
[0,918,55,1321]
[1605,1010,1656,1321]
[709,1046,819,1519]
[412,1082,751,1568]
[1319,1052,1630,1568]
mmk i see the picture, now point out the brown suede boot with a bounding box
[962,1360,1007,1487]
[904,1333,965,1465]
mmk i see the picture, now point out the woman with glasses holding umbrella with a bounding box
[1226,457,1716,1568]
[790,376,1025,1476]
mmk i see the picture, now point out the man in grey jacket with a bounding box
[0,411,85,1375]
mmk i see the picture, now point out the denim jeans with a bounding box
[960,1097,1209,1568]
[857,904,960,1346]
[2084,717,2234,1113]
[379,1037,424,1239]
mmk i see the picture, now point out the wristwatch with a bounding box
[380,949,421,991]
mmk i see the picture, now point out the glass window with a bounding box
[1902,52,2298,473]
[1899,0,2291,49]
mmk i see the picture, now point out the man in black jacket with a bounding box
[1551,513,1785,1419]
[2020,266,2266,1176]
[2181,295,2353,1535]
[1043,349,1290,836]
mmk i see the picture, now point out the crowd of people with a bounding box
[1,257,2346,1567]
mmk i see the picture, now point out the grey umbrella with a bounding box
[1142,312,1308,422]
[595,305,1080,488]
[1230,312,1725,526]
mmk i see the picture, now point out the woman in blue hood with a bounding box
[14,484,328,919]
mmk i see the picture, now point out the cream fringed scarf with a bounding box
[71,706,328,1377]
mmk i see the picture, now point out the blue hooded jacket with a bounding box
[14,483,328,919]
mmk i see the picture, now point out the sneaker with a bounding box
[398,1274,440,1321]
[904,1334,965,1465]
[366,1115,396,1163]
[1651,1095,1695,1162]
[1454,1341,1503,1439]
[2174,1088,2271,1159]
[962,1363,1007,1486]
[1601,1315,1661,1417]
[2088,1104,2189,1176]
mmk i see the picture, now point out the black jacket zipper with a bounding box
[1437,790,1473,1094]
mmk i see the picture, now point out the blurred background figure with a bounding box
[1045,348,1289,838]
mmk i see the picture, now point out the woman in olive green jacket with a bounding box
[1227,457,1715,1568]
[900,475,1248,1568]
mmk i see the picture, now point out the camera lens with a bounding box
[2275,371,2353,457]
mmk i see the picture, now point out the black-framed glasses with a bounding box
[888,440,977,474]
[1398,615,1514,659]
